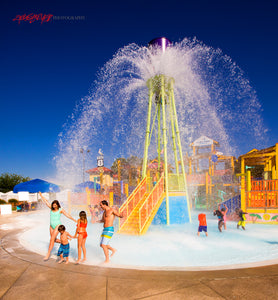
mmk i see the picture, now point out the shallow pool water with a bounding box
[14,210,278,269]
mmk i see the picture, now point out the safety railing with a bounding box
[220,195,241,215]
[118,177,149,230]
[251,179,278,191]
[247,191,278,208]
[138,175,165,234]
[246,179,278,208]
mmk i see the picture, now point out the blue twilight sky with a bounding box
[0,0,278,180]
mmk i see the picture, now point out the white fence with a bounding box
[0,190,69,206]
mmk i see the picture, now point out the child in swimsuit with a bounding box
[57,225,75,264]
[213,208,224,232]
[219,204,228,230]
[74,211,88,264]
[236,208,248,230]
[197,213,208,236]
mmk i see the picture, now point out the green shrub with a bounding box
[8,198,18,209]
[8,199,18,205]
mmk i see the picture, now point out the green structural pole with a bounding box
[157,103,161,174]
[160,75,170,225]
[142,79,153,179]
[168,88,179,176]
[169,78,192,222]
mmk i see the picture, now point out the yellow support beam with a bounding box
[276,143,278,179]
[241,158,246,211]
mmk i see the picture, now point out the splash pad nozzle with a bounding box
[148,37,172,52]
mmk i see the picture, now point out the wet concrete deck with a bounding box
[1,213,278,299]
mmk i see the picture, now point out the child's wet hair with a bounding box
[79,211,87,222]
[51,200,61,210]
[58,225,65,232]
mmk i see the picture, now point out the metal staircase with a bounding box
[118,175,165,235]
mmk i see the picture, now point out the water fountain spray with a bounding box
[142,37,191,224]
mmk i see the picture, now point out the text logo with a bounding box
[12,14,53,24]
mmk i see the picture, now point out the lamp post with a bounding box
[80,148,90,183]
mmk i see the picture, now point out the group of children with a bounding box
[56,210,88,264]
[39,191,123,264]
[197,204,248,236]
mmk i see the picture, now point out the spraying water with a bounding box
[55,37,267,187]
[14,38,274,268]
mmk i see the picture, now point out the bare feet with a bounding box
[43,255,50,261]
[58,259,65,264]
[81,258,86,262]
[75,260,81,265]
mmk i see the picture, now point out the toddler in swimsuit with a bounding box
[74,211,88,264]
[57,225,74,264]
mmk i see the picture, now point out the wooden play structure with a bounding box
[186,136,238,209]
[238,143,278,224]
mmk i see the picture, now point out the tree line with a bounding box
[0,173,31,193]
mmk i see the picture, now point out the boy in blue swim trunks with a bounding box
[197,213,208,236]
[99,200,123,263]
[57,225,75,264]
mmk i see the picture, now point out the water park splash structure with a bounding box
[142,38,191,223]
[186,135,239,210]
[117,38,192,235]
[16,36,278,269]
[237,144,278,224]
[55,36,267,228]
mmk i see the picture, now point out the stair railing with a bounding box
[138,175,165,234]
[118,177,149,231]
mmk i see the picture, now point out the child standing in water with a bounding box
[219,204,228,230]
[213,207,224,232]
[57,225,74,264]
[197,213,208,236]
[236,208,248,230]
[74,211,88,264]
